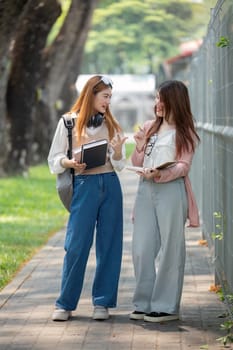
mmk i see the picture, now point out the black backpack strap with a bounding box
[62,116,75,159]
[62,115,75,180]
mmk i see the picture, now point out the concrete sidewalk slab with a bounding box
[0,170,231,350]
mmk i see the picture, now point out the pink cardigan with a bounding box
[131,120,200,227]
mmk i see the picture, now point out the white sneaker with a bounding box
[130,311,146,320]
[144,312,179,323]
[92,305,109,320]
[52,308,71,321]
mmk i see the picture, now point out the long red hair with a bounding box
[147,80,200,157]
[69,75,121,142]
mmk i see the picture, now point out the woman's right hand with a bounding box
[134,126,147,151]
[63,158,86,174]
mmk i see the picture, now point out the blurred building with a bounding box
[157,39,203,85]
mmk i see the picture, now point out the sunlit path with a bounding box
[0,169,229,350]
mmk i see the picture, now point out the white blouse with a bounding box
[48,114,126,174]
[143,129,176,169]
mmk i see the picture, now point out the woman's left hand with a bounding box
[137,168,160,180]
[110,133,128,160]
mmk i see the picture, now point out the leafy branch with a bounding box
[216,36,230,48]
[210,213,233,346]
[217,320,233,346]
[211,211,224,241]
[215,288,233,346]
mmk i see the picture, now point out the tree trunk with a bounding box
[5,0,61,174]
[58,0,100,115]
[34,0,99,163]
[0,0,29,175]
[1,0,98,175]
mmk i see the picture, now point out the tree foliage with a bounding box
[81,0,216,74]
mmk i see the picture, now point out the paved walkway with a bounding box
[0,170,231,350]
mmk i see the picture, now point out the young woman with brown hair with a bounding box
[129,80,200,323]
[48,75,127,321]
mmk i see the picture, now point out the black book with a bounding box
[80,139,108,170]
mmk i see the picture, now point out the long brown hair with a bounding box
[70,75,121,141]
[147,80,200,157]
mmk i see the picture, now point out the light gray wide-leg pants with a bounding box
[132,177,188,314]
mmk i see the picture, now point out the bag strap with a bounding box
[62,116,75,159]
[62,116,75,179]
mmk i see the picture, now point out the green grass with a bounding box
[125,142,135,159]
[0,164,68,290]
[0,143,135,291]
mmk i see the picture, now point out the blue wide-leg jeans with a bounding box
[55,172,123,311]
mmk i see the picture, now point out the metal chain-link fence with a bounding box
[189,0,233,296]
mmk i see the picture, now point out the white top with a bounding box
[48,113,126,174]
[143,129,176,169]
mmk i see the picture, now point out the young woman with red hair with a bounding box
[48,75,127,322]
